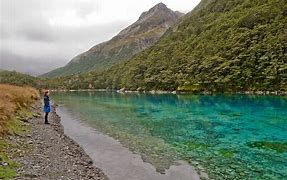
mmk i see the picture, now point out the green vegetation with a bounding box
[0,150,18,180]
[0,70,40,88]
[0,84,38,179]
[0,112,31,180]
[217,149,234,158]
[97,0,287,92]
[247,141,287,153]
[47,0,286,92]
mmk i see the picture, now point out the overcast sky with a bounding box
[0,0,201,75]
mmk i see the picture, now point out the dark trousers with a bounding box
[45,112,49,124]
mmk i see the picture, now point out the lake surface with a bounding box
[52,91,287,179]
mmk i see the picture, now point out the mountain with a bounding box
[41,3,183,78]
[73,0,285,92]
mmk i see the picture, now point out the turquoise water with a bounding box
[53,92,287,179]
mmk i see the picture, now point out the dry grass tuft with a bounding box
[0,84,39,135]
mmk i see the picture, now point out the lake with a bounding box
[52,91,287,179]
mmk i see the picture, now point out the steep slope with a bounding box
[41,3,183,78]
[83,0,286,92]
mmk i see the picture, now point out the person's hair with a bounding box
[44,90,49,96]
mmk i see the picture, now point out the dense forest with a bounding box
[0,70,41,88]
[42,0,287,92]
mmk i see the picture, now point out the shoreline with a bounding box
[57,106,204,180]
[5,100,204,180]
[50,88,287,96]
[5,102,108,179]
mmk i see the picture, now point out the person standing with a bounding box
[43,90,51,124]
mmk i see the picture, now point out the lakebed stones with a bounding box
[7,102,108,180]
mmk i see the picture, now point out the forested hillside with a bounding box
[0,70,40,88]
[45,0,286,92]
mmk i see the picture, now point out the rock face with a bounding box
[41,3,183,78]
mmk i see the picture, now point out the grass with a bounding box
[0,141,19,180]
[0,84,38,135]
[0,84,39,179]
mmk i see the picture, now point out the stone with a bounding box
[0,162,8,166]
[24,173,37,178]
[198,165,205,171]
[199,172,209,179]
[20,118,29,123]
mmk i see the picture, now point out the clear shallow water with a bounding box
[52,92,287,179]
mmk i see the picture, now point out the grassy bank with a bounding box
[0,84,39,179]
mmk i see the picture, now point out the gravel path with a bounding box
[8,102,108,180]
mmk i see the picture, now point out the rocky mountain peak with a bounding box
[152,2,167,10]
[116,3,183,39]
[138,2,172,20]
[41,3,183,78]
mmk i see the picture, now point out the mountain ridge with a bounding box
[41,3,183,78]
[44,0,286,93]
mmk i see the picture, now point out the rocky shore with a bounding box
[51,88,287,96]
[5,102,108,180]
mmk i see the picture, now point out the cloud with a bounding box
[0,0,200,75]
[0,50,65,76]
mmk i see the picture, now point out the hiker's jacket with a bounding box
[43,95,50,113]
